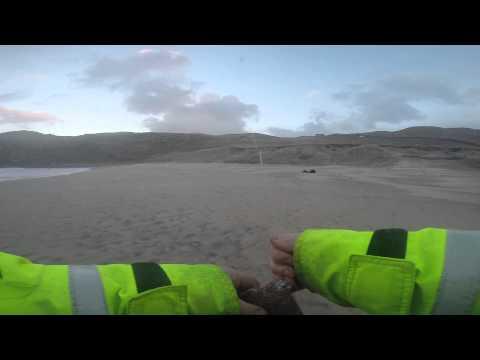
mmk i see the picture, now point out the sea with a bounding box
[0,168,91,182]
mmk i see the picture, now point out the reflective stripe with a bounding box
[69,265,108,315]
[433,230,480,314]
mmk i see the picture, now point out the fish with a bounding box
[239,279,303,315]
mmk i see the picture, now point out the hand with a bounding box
[224,270,267,315]
[270,233,303,289]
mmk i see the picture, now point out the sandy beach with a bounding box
[1,162,479,314]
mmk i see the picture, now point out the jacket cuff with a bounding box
[162,264,241,315]
[293,229,372,306]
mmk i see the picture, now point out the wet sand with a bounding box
[1,162,479,314]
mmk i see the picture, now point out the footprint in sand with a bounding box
[222,229,231,236]
[190,241,201,248]
[245,226,256,234]
[207,251,217,258]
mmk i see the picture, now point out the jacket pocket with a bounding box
[127,285,189,315]
[0,259,44,300]
[345,255,416,315]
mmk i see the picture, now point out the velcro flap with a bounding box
[345,255,416,315]
[127,285,189,315]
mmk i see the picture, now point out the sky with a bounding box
[0,45,479,136]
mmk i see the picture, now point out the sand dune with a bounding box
[1,127,480,169]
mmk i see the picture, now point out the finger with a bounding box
[270,261,295,279]
[272,267,295,280]
[238,299,268,315]
[229,272,260,293]
[271,248,294,266]
[270,233,298,254]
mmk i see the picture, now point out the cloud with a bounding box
[270,73,480,136]
[349,95,425,127]
[80,49,190,89]
[125,79,195,114]
[267,127,304,137]
[143,95,258,135]
[449,113,480,129]
[268,111,347,137]
[138,48,155,55]
[0,106,59,125]
[378,74,464,104]
[329,74,476,131]
[334,75,468,106]
[128,76,258,136]
[0,91,29,103]
[81,49,259,135]
[463,88,480,105]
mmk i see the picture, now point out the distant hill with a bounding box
[1,127,479,169]
[360,126,480,145]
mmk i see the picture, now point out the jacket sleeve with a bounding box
[161,264,241,315]
[293,228,447,314]
[98,263,244,315]
[123,264,241,315]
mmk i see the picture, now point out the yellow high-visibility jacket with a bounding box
[294,228,480,314]
[0,252,240,315]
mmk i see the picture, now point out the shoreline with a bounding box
[0,167,92,183]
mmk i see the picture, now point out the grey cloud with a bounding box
[270,100,424,137]
[269,74,480,136]
[327,74,478,133]
[335,74,474,111]
[131,78,258,135]
[334,74,480,131]
[0,106,58,125]
[303,111,329,133]
[302,121,326,134]
[143,96,258,135]
[268,111,331,137]
[331,84,366,102]
[268,109,364,137]
[463,88,480,105]
[423,109,480,130]
[354,96,425,126]
[267,127,303,137]
[332,74,465,106]
[332,75,460,129]
[378,74,463,104]
[309,111,358,133]
[270,73,480,137]
[81,49,259,135]
[80,49,190,88]
[126,80,194,114]
[267,123,327,137]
